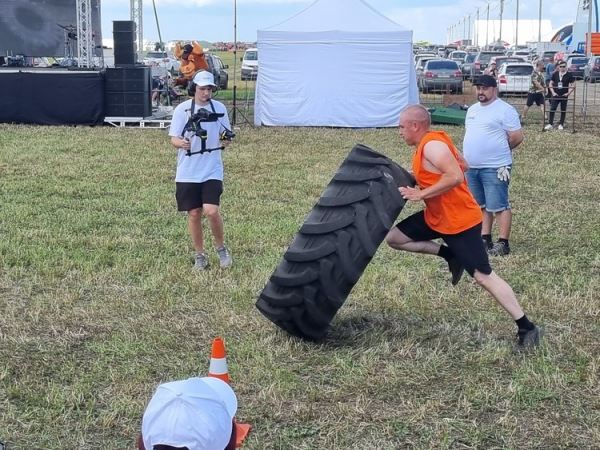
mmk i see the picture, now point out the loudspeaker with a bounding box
[113,21,137,66]
[105,67,152,92]
[104,92,152,117]
[104,67,152,117]
[113,21,136,33]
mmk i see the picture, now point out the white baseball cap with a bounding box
[193,71,217,88]
[142,376,237,450]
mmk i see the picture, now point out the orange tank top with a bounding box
[413,131,482,234]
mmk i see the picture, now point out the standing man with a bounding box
[545,60,575,131]
[463,75,524,256]
[386,105,541,349]
[169,70,233,270]
[521,60,547,122]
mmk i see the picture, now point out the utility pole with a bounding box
[499,0,504,43]
[515,0,520,46]
[486,3,490,48]
[538,0,543,43]
[587,0,593,57]
[475,8,480,46]
[467,14,471,45]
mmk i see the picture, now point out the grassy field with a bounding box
[1,122,599,449]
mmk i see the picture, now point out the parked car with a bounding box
[143,51,180,75]
[470,51,505,82]
[449,50,467,63]
[540,50,559,64]
[497,63,534,96]
[204,53,229,90]
[566,56,589,79]
[415,56,437,84]
[240,47,258,80]
[414,52,436,66]
[490,56,526,67]
[584,55,600,82]
[461,53,477,78]
[508,49,532,60]
[419,59,463,93]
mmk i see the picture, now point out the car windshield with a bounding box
[427,61,459,70]
[451,52,466,59]
[570,58,589,65]
[479,53,503,62]
[146,52,167,59]
[505,65,533,75]
[466,54,476,62]
[244,51,258,61]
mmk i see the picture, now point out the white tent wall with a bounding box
[254,0,418,128]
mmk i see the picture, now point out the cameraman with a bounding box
[169,70,233,270]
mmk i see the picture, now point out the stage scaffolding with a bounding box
[131,0,143,57]
[76,0,93,67]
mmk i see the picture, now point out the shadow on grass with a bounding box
[321,313,423,348]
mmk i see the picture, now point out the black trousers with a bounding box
[548,97,568,126]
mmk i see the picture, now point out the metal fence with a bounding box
[419,79,600,133]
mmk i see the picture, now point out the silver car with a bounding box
[419,59,463,94]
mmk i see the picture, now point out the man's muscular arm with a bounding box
[399,140,464,201]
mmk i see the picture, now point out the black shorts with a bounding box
[176,180,223,211]
[396,211,492,276]
[526,92,545,107]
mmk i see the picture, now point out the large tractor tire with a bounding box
[256,144,415,340]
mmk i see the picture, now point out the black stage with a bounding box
[0,68,104,125]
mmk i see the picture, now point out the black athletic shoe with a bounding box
[448,257,465,286]
[482,238,493,250]
[516,325,543,350]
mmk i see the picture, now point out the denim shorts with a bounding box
[465,167,511,213]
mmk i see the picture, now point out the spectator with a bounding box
[484,62,498,79]
[138,376,237,450]
[462,75,524,256]
[521,60,547,122]
[545,60,575,131]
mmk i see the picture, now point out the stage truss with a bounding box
[131,0,143,56]
[76,0,93,67]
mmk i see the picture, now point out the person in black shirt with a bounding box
[544,60,575,130]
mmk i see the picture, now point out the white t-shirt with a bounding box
[168,98,231,183]
[463,99,521,168]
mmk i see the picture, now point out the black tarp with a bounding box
[0,71,104,125]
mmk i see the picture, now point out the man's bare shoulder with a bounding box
[423,139,452,156]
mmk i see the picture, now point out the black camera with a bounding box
[183,108,224,138]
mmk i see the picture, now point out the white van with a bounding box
[241,48,258,80]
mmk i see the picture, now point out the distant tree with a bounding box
[154,42,165,51]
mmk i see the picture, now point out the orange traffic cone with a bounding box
[206,337,251,447]
[208,337,230,383]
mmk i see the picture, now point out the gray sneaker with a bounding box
[488,241,510,256]
[216,245,232,268]
[194,252,209,270]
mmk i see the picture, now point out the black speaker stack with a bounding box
[105,21,151,117]
[113,20,137,67]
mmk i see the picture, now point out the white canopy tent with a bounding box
[254,0,418,127]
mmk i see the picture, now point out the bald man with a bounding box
[385,105,541,349]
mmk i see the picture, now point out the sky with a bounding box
[99,0,578,46]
